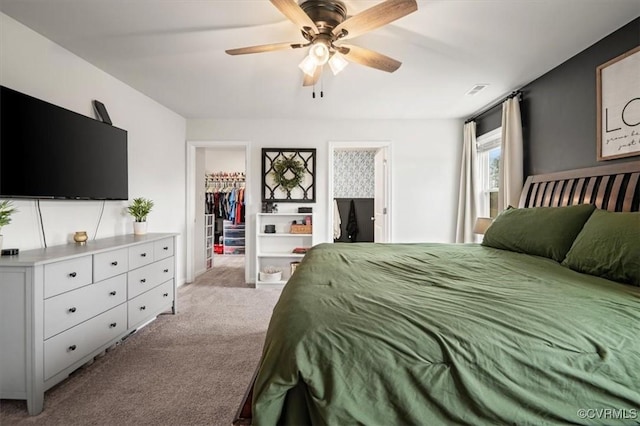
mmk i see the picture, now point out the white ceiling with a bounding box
[1,1,638,120]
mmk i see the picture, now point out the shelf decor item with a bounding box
[259,266,282,282]
[262,148,316,203]
[127,197,154,235]
[73,231,89,245]
[290,261,300,276]
[290,223,312,234]
[0,200,18,250]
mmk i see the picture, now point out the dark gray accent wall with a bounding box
[476,105,502,136]
[334,198,374,243]
[475,18,639,177]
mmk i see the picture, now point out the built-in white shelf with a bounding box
[255,212,314,288]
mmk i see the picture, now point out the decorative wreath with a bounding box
[272,156,306,192]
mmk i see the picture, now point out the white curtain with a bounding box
[498,97,524,211]
[455,121,479,243]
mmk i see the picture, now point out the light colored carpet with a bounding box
[0,263,281,425]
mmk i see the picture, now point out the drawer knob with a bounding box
[69,272,77,278]
[163,292,169,297]
[68,307,77,313]
[111,261,118,266]
[110,291,117,296]
[140,253,147,257]
[68,345,77,351]
[140,278,146,283]
[163,246,169,250]
[140,306,146,311]
[163,269,169,273]
[109,322,117,328]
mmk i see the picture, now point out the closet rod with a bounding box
[206,171,246,182]
[206,177,246,181]
[465,90,522,124]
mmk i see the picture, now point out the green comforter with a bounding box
[253,243,640,425]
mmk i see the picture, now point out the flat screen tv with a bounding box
[0,86,128,200]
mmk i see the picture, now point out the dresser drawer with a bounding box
[128,242,154,270]
[153,238,174,261]
[127,257,174,299]
[44,274,127,339]
[44,303,127,380]
[44,257,93,299]
[128,280,174,329]
[94,248,128,282]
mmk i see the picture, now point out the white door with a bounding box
[374,149,389,243]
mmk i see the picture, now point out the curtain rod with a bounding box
[465,90,522,124]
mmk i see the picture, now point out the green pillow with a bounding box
[562,209,640,286]
[481,204,596,262]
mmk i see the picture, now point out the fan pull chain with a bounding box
[311,66,325,99]
[312,73,316,98]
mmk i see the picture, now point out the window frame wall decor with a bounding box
[262,148,316,203]
[596,45,640,161]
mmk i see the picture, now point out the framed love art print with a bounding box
[596,46,640,161]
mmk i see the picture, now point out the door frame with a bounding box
[327,141,392,243]
[185,140,251,283]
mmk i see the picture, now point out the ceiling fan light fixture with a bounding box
[309,42,330,65]
[299,54,318,77]
[227,0,419,86]
[328,52,348,75]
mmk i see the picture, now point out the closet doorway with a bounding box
[204,149,246,270]
[186,141,250,284]
[327,142,392,243]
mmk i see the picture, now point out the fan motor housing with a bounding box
[299,0,347,32]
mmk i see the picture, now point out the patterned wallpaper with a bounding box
[333,150,375,198]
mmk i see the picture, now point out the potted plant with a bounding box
[0,200,17,250]
[259,266,282,282]
[127,197,154,235]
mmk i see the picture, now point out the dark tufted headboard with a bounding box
[518,161,640,212]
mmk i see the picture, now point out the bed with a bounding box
[235,161,640,425]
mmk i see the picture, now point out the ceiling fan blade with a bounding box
[340,44,402,73]
[226,42,304,55]
[332,0,417,40]
[302,66,322,87]
[270,0,319,35]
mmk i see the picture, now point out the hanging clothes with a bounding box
[346,199,359,243]
[236,188,245,225]
[333,199,342,240]
[205,173,245,224]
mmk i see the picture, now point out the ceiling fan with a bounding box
[225,0,418,86]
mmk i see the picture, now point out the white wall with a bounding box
[205,149,246,174]
[1,13,188,284]
[187,118,462,281]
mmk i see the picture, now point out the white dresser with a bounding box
[0,233,178,415]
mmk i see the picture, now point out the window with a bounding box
[477,128,501,218]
